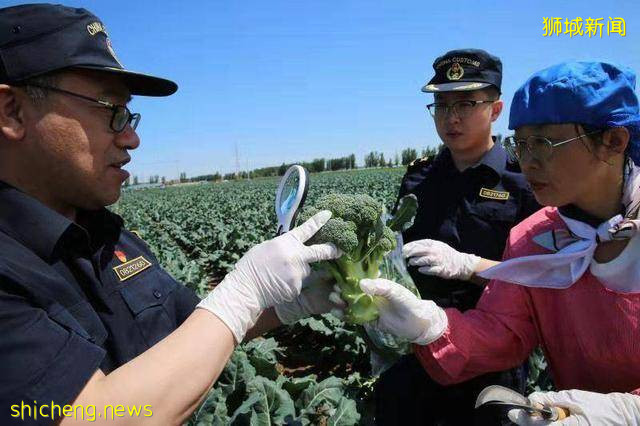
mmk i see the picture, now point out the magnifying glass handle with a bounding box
[545,405,570,421]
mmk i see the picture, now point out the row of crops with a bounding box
[114,168,550,425]
[115,169,404,425]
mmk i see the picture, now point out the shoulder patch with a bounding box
[505,158,523,173]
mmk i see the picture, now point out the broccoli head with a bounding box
[298,193,414,324]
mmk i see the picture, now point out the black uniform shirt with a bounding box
[0,181,199,423]
[398,141,540,310]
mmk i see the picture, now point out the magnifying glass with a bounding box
[275,165,309,235]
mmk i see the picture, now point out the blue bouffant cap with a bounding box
[509,61,640,164]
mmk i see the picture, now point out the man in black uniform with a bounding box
[0,4,342,425]
[374,49,540,425]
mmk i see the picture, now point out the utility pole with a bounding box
[235,142,240,179]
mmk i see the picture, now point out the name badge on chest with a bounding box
[479,187,510,201]
[113,256,153,281]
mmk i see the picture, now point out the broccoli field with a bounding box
[114,168,551,425]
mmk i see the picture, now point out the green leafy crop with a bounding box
[299,193,417,324]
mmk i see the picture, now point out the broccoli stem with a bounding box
[322,252,384,324]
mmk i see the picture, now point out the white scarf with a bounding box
[479,160,640,293]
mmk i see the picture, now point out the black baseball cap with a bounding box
[421,48,502,93]
[0,3,177,96]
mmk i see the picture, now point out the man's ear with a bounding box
[490,99,503,122]
[597,127,629,162]
[0,85,26,141]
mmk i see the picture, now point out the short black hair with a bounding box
[578,123,606,145]
[578,123,632,163]
[480,85,501,100]
[19,72,60,102]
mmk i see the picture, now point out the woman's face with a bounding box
[515,123,609,208]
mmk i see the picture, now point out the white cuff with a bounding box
[196,277,261,344]
[461,253,482,281]
[413,300,448,346]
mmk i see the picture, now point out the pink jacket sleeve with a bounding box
[414,273,540,385]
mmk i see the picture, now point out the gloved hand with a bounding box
[403,239,481,281]
[507,389,640,425]
[274,270,346,324]
[359,278,448,345]
[197,210,341,343]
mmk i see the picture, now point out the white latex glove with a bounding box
[403,239,481,281]
[507,389,640,426]
[197,210,341,343]
[274,270,347,324]
[359,278,448,345]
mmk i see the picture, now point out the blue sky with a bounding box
[7,0,640,180]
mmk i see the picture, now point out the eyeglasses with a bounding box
[21,84,140,133]
[503,130,602,163]
[426,100,495,119]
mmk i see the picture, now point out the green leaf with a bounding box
[189,387,230,426]
[386,194,418,232]
[217,350,257,413]
[281,375,318,401]
[298,317,335,336]
[242,338,283,380]
[296,377,344,413]
[230,376,296,425]
[229,393,263,425]
[328,397,360,426]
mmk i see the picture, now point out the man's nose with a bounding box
[114,124,140,150]
[445,108,461,124]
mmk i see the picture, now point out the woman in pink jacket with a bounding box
[362,61,640,425]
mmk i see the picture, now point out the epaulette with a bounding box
[505,156,522,173]
[407,155,434,170]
